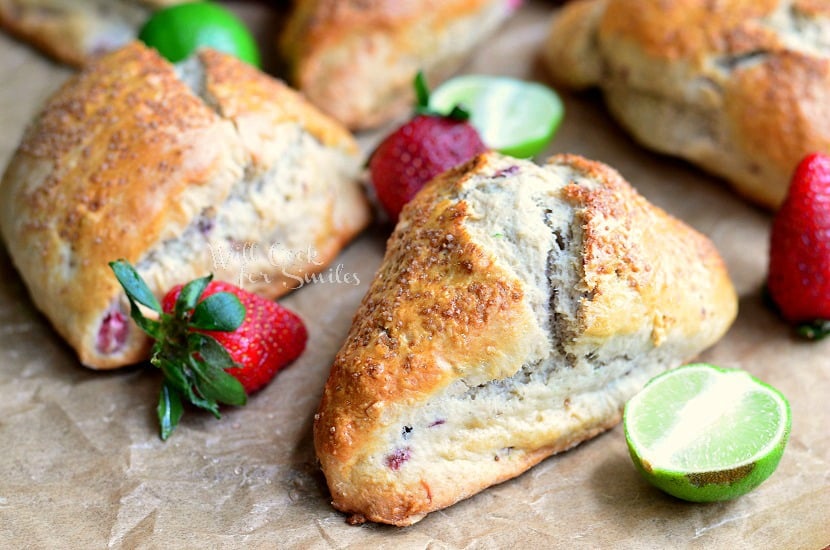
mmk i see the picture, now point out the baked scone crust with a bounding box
[0,0,181,66]
[314,152,737,526]
[543,0,830,208]
[279,0,516,130]
[0,42,369,369]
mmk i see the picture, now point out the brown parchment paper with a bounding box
[0,2,828,548]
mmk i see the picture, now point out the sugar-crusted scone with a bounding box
[279,0,519,130]
[0,0,184,66]
[314,152,737,526]
[542,0,830,209]
[0,42,370,369]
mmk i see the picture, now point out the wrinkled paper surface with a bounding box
[0,2,827,548]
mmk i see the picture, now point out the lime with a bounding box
[623,363,790,502]
[138,2,261,67]
[429,75,564,158]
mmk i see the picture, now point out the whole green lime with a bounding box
[138,2,261,67]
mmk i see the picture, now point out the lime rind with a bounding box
[429,75,564,158]
[623,363,791,502]
[627,442,788,503]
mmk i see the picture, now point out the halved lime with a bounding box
[623,363,790,502]
[138,2,261,67]
[429,75,564,158]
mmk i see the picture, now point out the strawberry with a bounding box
[767,152,830,340]
[369,72,488,223]
[110,260,307,439]
[161,281,307,393]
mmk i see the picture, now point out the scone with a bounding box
[279,0,520,130]
[315,152,737,526]
[542,0,830,209]
[0,41,370,369]
[0,0,184,66]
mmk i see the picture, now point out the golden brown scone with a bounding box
[0,42,370,369]
[279,0,520,130]
[542,0,830,209]
[314,152,737,526]
[0,0,183,66]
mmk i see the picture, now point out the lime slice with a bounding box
[138,2,261,67]
[429,75,564,158]
[624,363,790,502]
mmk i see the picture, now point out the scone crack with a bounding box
[714,50,770,73]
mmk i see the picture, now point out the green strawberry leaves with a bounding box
[796,319,830,341]
[413,71,470,122]
[157,381,184,441]
[109,259,248,440]
[414,71,431,111]
[189,333,247,407]
[111,259,162,312]
[190,292,245,331]
[110,259,163,339]
[174,275,212,316]
[763,284,830,341]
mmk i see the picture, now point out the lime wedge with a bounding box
[429,75,564,158]
[139,2,261,67]
[623,363,790,502]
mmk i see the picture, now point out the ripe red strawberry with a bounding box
[110,260,307,439]
[161,280,307,393]
[767,152,830,339]
[369,73,488,223]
